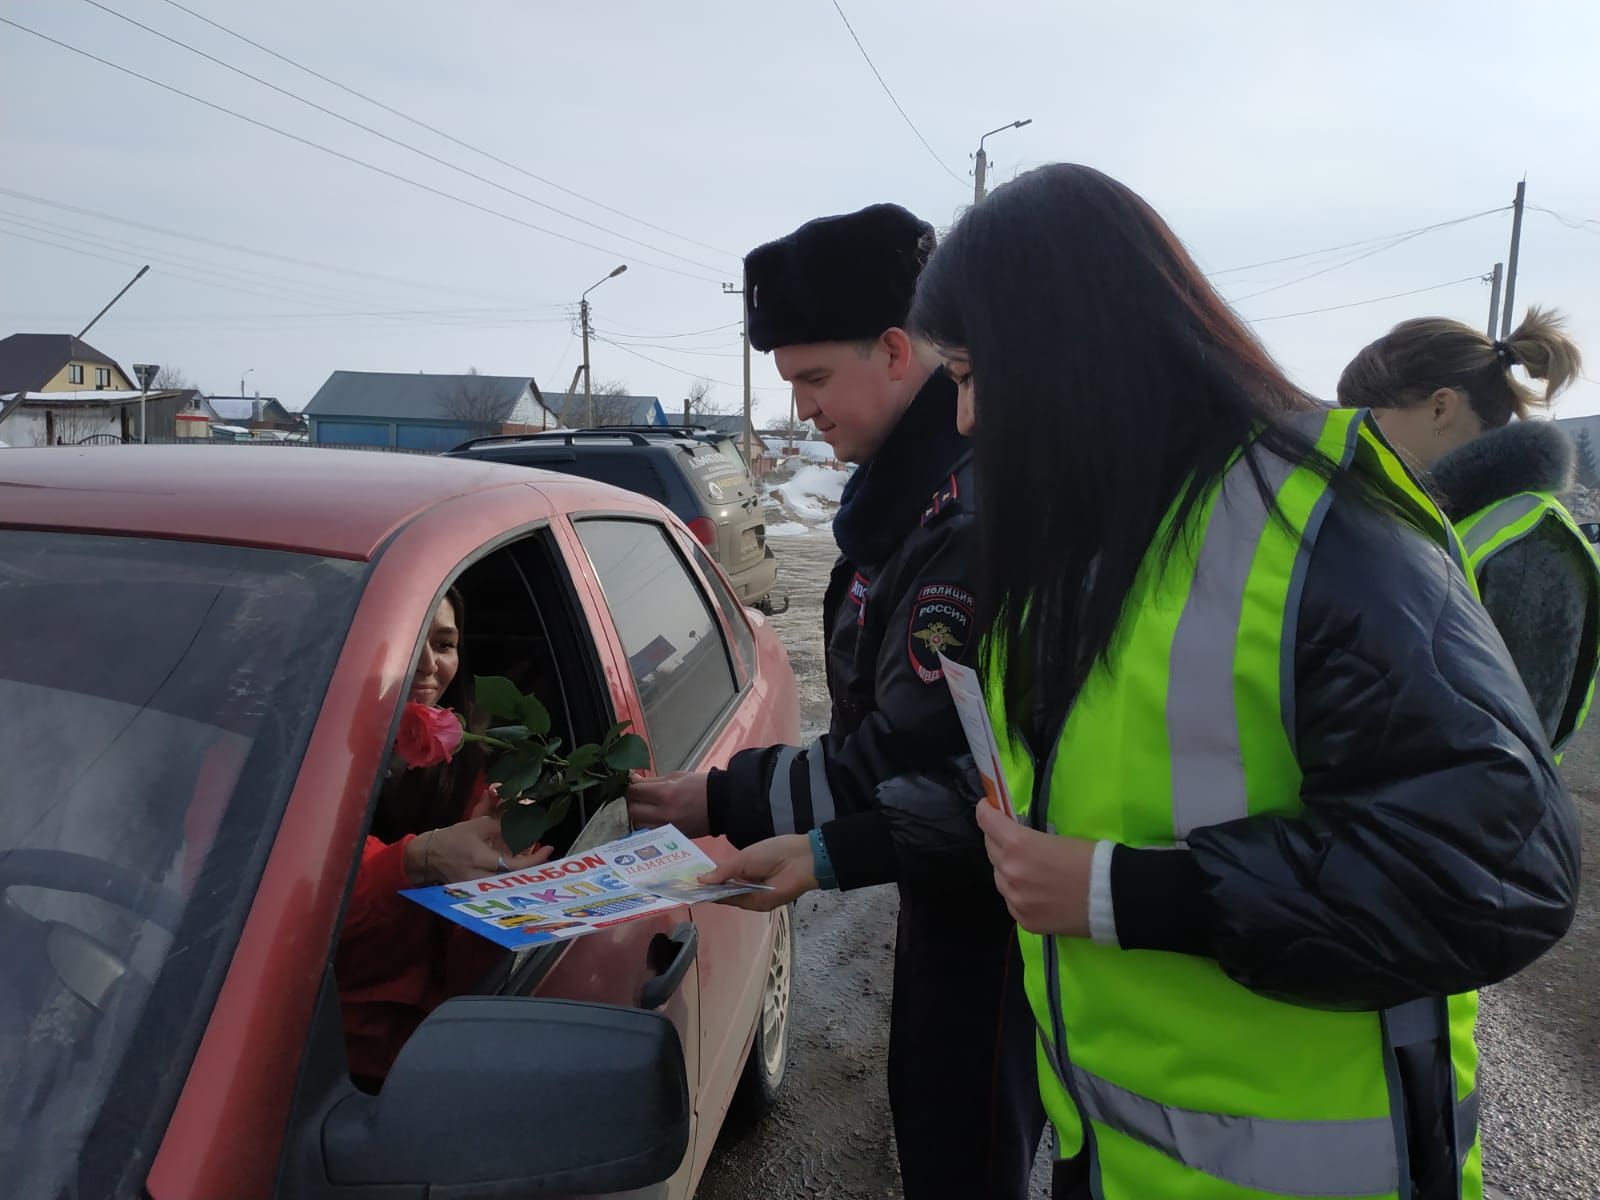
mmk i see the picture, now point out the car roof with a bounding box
[0,445,636,560]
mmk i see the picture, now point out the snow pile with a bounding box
[765,521,812,538]
[769,464,849,525]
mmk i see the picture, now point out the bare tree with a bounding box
[48,406,117,445]
[151,365,199,392]
[680,377,734,424]
[583,379,648,427]
[442,367,509,437]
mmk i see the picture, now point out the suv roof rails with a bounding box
[449,428,672,452]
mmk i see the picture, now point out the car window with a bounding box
[688,542,756,685]
[683,444,747,499]
[484,450,672,506]
[575,520,738,771]
[0,531,363,1200]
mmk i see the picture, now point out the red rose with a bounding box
[396,702,464,769]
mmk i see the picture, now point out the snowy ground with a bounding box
[764,463,850,529]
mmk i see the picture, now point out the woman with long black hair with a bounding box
[909,165,1578,1200]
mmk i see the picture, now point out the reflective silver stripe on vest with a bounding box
[1167,450,1298,837]
[767,746,801,834]
[808,749,836,826]
[1462,492,1544,556]
[1035,1010,1478,1197]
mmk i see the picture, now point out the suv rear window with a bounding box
[482,450,670,505]
[683,444,746,497]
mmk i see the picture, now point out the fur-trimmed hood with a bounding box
[1427,420,1577,521]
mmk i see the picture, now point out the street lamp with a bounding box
[579,265,628,426]
[973,118,1033,205]
[132,363,158,444]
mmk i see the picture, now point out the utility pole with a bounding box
[972,119,1032,205]
[578,265,627,428]
[580,297,594,426]
[723,280,753,466]
[1486,262,1504,339]
[1500,180,1526,338]
[78,265,149,339]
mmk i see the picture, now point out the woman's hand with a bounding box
[697,834,817,912]
[404,815,554,885]
[976,801,1095,937]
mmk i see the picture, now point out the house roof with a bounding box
[303,371,543,423]
[696,414,749,435]
[543,392,664,426]
[0,333,127,393]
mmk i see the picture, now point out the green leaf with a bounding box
[591,774,629,807]
[565,745,601,773]
[487,725,531,743]
[601,720,633,747]
[475,676,525,721]
[521,694,552,737]
[604,733,651,772]
[500,796,573,854]
[495,761,548,802]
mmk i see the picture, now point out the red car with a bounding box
[0,446,801,1200]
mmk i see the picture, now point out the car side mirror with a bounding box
[320,997,688,1197]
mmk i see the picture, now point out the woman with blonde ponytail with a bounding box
[1339,307,1598,750]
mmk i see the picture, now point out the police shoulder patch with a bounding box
[907,583,976,683]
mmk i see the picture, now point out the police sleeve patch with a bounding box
[907,583,976,683]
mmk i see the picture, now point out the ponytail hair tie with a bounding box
[1493,340,1515,367]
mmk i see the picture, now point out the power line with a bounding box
[1209,207,1511,276]
[601,320,744,340]
[827,0,965,187]
[150,0,739,263]
[593,335,791,392]
[1532,206,1600,236]
[0,16,723,285]
[78,0,725,275]
[0,206,479,317]
[1247,275,1486,323]
[0,186,546,306]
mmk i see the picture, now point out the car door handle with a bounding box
[640,922,698,1010]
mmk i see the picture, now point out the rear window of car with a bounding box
[575,519,738,770]
[480,449,671,505]
[0,531,363,1199]
[682,444,748,497]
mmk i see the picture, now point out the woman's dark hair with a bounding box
[370,587,488,841]
[1337,306,1582,426]
[910,163,1325,737]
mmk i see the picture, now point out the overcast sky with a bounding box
[3,0,1597,424]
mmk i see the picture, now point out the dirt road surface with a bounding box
[697,529,1598,1200]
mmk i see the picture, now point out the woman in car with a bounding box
[909,165,1577,1199]
[336,589,551,1088]
[1338,309,1597,752]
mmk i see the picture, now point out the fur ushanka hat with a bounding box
[743,203,935,352]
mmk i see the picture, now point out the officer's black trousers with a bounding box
[888,883,1045,1199]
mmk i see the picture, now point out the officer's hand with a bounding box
[626,771,711,838]
[698,834,816,912]
[976,801,1094,937]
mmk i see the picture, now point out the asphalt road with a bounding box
[697,528,1599,1200]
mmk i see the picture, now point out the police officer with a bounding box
[628,204,1044,1197]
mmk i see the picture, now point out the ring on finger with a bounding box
[496,854,509,873]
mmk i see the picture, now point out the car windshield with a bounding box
[0,531,364,1200]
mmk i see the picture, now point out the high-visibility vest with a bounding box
[1455,489,1600,755]
[985,408,1482,1199]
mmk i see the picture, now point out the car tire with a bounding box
[727,902,793,1128]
